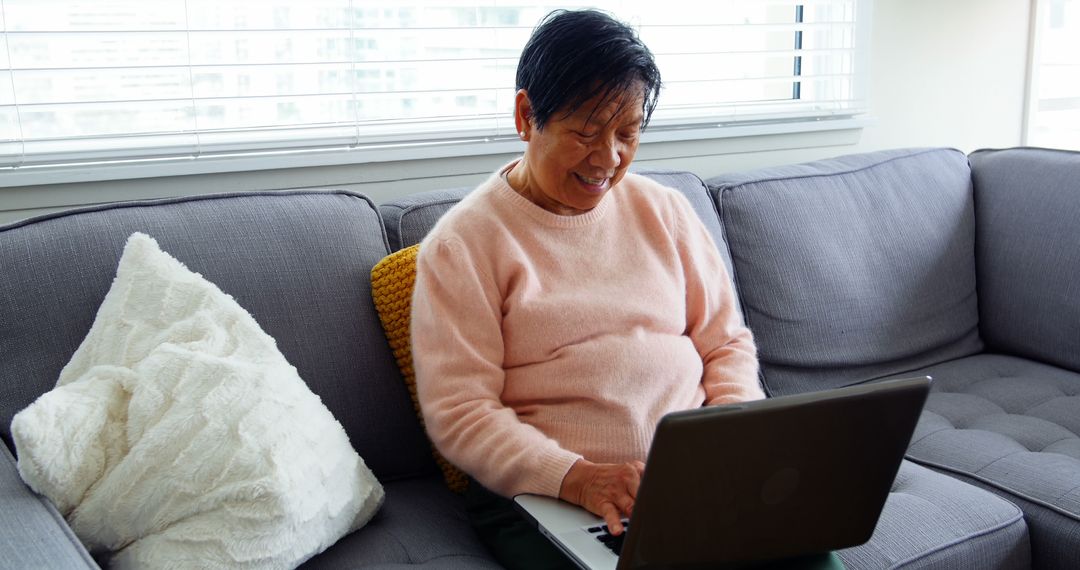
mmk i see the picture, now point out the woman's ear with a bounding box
[514,89,532,141]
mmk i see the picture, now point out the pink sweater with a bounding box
[411,164,763,499]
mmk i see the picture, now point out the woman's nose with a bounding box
[590,137,621,170]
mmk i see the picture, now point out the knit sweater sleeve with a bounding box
[671,194,765,405]
[411,236,582,498]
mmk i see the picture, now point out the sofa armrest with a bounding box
[1,443,99,569]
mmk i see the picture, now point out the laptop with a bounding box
[513,376,931,570]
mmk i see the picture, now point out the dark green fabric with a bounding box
[465,482,843,570]
[737,552,845,569]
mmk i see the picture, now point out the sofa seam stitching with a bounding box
[889,508,1026,569]
[394,197,470,250]
[0,188,380,235]
[713,183,768,397]
[969,146,1080,158]
[0,188,392,259]
[1039,435,1080,453]
[379,526,416,564]
[411,552,504,564]
[715,147,962,194]
[905,455,1080,522]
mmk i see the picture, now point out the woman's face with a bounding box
[512,88,645,215]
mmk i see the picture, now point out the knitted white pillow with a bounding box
[11,232,383,569]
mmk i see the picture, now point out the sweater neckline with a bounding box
[493,160,613,228]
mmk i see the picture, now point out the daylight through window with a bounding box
[0,0,868,170]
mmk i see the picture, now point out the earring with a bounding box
[519,131,527,139]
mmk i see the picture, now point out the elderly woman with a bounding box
[411,9,799,570]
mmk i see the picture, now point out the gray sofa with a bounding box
[1,146,1076,568]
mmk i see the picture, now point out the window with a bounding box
[0,0,869,177]
[1026,0,1080,150]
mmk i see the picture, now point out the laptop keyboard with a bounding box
[587,521,630,555]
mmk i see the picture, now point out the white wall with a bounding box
[0,0,1033,225]
[856,0,1031,152]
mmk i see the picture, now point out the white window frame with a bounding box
[1023,0,1080,150]
[0,1,872,188]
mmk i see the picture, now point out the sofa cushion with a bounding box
[0,191,434,482]
[840,460,1029,569]
[300,475,502,569]
[381,188,472,252]
[12,232,384,568]
[381,170,735,272]
[898,353,1080,569]
[707,148,984,396]
[304,465,1029,570]
[371,244,469,494]
[969,147,1080,375]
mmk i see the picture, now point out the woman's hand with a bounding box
[559,458,645,536]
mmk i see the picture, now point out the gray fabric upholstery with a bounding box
[6,150,1071,569]
[380,166,1034,569]
[838,461,1029,569]
[894,353,1080,569]
[301,475,500,569]
[969,147,1080,375]
[381,188,472,252]
[304,462,1031,569]
[380,170,729,265]
[0,443,99,569]
[921,464,1080,570]
[0,190,435,483]
[707,148,984,396]
[634,169,737,279]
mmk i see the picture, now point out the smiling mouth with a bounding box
[575,173,608,187]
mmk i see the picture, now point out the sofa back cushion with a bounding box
[707,148,984,396]
[381,169,737,277]
[0,191,435,482]
[381,187,472,252]
[970,147,1080,374]
[640,170,738,280]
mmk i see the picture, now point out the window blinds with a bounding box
[0,0,868,169]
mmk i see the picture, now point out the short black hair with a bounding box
[515,9,662,131]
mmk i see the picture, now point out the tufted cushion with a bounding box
[838,461,1029,569]
[897,353,1080,568]
[905,354,1080,511]
[299,475,501,569]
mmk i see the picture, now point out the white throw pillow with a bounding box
[11,232,383,569]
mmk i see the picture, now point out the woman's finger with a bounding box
[625,466,642,499]
[601,503,625,536]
